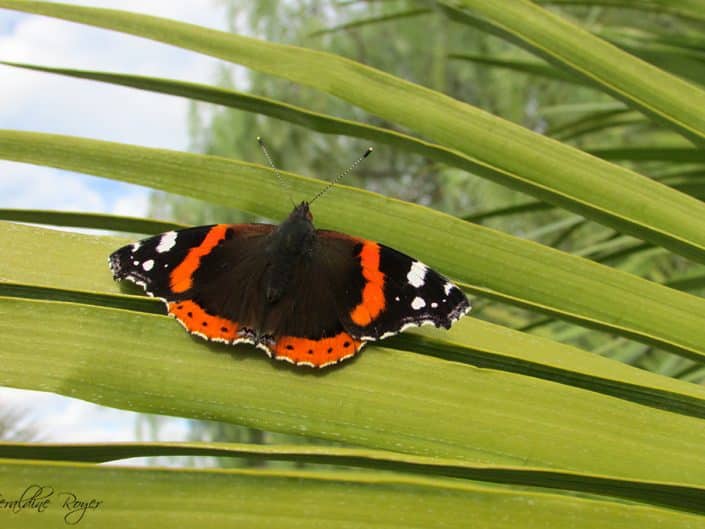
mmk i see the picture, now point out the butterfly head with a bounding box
[272,201,315,256]
[290,200,313,223]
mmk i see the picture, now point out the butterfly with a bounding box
[109,145,470,368]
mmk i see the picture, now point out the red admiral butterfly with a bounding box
[109,148,470,368]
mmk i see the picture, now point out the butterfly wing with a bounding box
[109,223,469,368]
[316,230,471,341]
[109,223,275,344]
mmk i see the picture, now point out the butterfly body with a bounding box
[262,202,315,304]
[110,201,470,368]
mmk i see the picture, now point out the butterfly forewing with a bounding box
[109,225,223,299]
[110,223,275,344]
[316,232,471,340]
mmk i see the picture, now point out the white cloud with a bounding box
[0,162,106,211]
[0,161,152,228]
[0,1,228,148]
[110,188,150,218]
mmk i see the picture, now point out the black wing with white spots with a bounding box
[109,225,219,299]
[316,232,471,341]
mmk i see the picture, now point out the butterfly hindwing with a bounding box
[255,236,366,367]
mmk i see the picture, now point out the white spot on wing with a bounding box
[431,302,438,308]
[157,231,178,253]
[411,297,426,310]
[131,242,141,253]
[444,282,454,296]
[407,261,427,288]
[142,259,154,271]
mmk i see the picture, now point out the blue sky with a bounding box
[0,1,231,444]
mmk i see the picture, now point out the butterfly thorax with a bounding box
[263,201,316,304]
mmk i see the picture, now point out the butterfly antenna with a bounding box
[309,147,373,205]
[257,137,295,206]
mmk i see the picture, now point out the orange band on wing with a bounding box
[170,224,229,293]
[273,332,363,367]
[349,242,386,326]
[168,300,239,342]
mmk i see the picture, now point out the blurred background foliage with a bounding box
[142,0,705,464]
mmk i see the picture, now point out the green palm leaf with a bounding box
[3,459,701,529]
[2,442,705,513]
